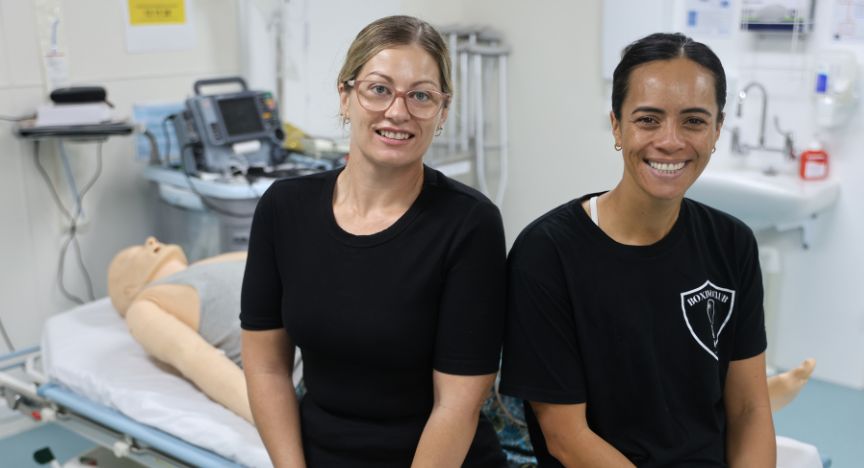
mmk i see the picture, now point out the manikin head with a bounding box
[107,237,188,315]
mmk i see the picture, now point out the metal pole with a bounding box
[473,52,488,195]
[496,54,508,207]
[447,32,458,155]
[459,50,470,153]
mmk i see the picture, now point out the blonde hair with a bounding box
[337,15,453,98]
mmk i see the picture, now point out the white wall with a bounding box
[456,2,621,242]
[0,0,240,351]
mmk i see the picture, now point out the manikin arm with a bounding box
[194,251,247,265]
[125,299,253,423]
[767,358,816,412]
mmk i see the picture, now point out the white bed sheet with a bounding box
[41,298,271,468]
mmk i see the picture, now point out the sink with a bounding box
[687,156,841,232]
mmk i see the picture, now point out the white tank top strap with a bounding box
[589,195,599,226]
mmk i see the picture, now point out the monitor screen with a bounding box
[218,96,265,137]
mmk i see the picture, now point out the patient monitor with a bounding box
[173,76,285,175]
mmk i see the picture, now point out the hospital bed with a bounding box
[1,298,829,468]
[0,298,271,467]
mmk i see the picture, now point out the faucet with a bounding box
[736,82,768,149]
[732,81,796,162]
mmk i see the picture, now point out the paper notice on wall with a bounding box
[833,0,864,42]
[683,0,735,37]
[122,0,196,53]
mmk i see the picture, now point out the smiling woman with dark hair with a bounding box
[500,33,775,467]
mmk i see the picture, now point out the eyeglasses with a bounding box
[345,79,450,119]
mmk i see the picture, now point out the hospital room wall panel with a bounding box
[0,0,42,87]
[455,0,621,245]
[0,84,68,353]
[63,0,239,83]
[399,0,464,26]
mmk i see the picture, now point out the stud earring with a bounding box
[614,143,622,151]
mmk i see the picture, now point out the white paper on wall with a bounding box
[683,0,735,37]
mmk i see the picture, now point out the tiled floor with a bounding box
[773,377,864,467]
[0,423,94,468]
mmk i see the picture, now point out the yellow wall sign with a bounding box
[128,0,186,25]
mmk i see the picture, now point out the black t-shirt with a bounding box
[499,194,767,467]
[240,166,507,467]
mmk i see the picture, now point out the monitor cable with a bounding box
[161,114,177,165]
[33,140,100,305]
[0,316,15,352]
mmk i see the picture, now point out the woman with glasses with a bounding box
[240,15,507,467]
[501,33,775,466]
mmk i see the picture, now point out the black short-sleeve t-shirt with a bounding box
[499,194,766,467]
[241,166,507,467]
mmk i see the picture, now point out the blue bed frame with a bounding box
[1,347,246,467]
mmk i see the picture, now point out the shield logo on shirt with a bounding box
[680,280,735,360]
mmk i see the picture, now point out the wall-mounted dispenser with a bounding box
[740,0,815,34]
[813,50,859,129]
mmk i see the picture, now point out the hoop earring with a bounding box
[614,144,622,151]
[435,127,443,137]
[342,116,350,126]
[712,147,716,153]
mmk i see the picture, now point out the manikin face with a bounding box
[611,57,723,202]
[107,237,187,315]
[339,44,448,170]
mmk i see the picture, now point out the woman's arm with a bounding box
[724,352,775,467]
[242,329,306,468]
[532,401,635,467]
[411,371,495,468]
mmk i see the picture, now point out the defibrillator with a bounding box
[172,76,286,175]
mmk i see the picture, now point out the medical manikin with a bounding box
[107,237,253,423]
[106,237,813,426]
